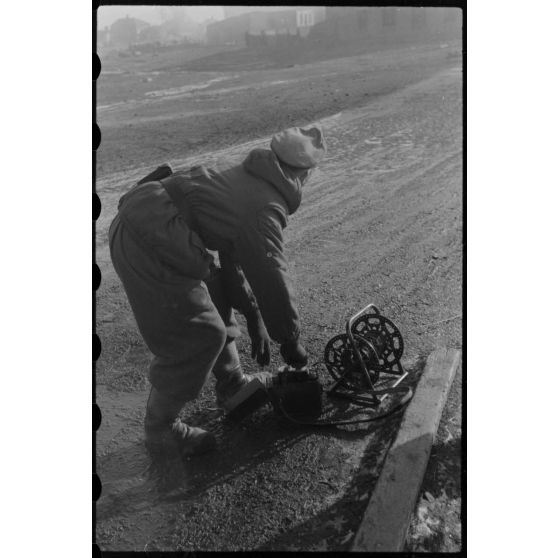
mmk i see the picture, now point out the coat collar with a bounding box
[242,148,302,214]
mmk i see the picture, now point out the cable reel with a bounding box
[324,333,381,388]
[324,303,412,410]
[351,310,404,372]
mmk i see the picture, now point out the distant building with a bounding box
[103,12,205,48]
[159,16,202,43]
[109,15,150,49]
[295,6,325,33]
[137,24,164,45]
[98,6,161,29]
[206,7,326,46]
[311,7,461,45]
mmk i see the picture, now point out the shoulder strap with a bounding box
[137,163,173,185]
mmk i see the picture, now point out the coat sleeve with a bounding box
[219,251,260,318]
[233,203,300,344]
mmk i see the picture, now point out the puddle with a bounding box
[264,79,294,86]
[145,76,236,98]
[98,100,128,111]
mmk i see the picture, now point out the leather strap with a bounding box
[137,164,173,185]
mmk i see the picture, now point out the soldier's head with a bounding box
[271,125,326,184]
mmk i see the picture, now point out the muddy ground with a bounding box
[95,40,462,551]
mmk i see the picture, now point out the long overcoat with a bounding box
[109,148,302,399]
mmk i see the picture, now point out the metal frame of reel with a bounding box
[324,303,409,407]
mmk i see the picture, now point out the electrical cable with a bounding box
[274,385,414,427]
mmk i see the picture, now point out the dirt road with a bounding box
[95,44,462,551]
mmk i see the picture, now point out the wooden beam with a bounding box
[351,347,461,552]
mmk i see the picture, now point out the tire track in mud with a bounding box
[96,65,462,551]
[287,67,462,341]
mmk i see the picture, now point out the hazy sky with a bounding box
[97,5,225,28]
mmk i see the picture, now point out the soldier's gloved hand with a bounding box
[245,312,271,367]
[280,340,308,369]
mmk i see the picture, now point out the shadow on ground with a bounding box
[253,417,405,551]
[97,403,389,522]
[96,357,436,551]
[424,435,462,499]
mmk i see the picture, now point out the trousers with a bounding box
[109,209,242,402]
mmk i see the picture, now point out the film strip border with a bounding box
[92,6,178,556]
[93,2,101,557]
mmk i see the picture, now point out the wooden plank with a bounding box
[351,347,461,552]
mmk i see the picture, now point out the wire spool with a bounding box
[350,313,404,371]
[315,306,413,426]
[324,333,380,388]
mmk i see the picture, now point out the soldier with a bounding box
[109,125,326,456]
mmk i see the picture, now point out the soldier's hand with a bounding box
[245,312,271,367]
[280,340,308,369]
